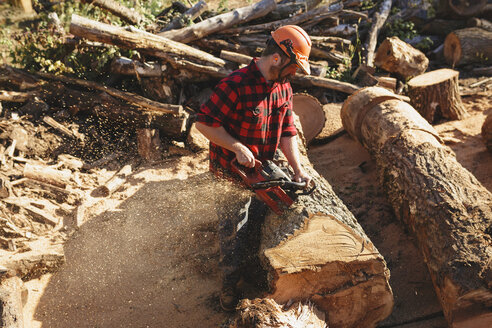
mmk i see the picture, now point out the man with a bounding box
[195,25,313,311]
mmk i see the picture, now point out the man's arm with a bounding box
[279,135,312,186]
[195,122,256,167]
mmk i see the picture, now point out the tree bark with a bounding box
[80,0,144,25]
[137,128,162,161]
[482,112,492,152]
[444,27,492,67]
[257,118,393,328]
[374,36,428,79]
[69,14,226,68]
[157,0,277,42]
[0,275,24,328]
[364,0,392,67]
[341,86,492,328]
[407,68,467,123]
[422,19,467,36]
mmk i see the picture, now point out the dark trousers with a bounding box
[217,190,269,286]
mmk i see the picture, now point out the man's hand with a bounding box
[233,144,255,168]
[293,168,312,189]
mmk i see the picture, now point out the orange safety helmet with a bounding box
[271,25,312,75]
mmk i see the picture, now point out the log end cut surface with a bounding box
[264,214,393,328]
[407,68,459,87]
[292,93,326,143]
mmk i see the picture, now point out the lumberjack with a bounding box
[195,25,313,311]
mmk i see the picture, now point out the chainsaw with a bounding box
[231,158,316,215]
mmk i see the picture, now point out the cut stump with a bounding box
[407,68,467,123]
[341,86,492,328]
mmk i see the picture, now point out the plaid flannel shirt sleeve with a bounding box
[197,81,238,127]
[281,97,297,138]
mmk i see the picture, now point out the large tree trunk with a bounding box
[69,14,226,68]
[257,119,394,328]
[374,36,429,79]
[157,0,277,42]
[407,68,467,123]
[444,27,492,67]
[341,86,492,328]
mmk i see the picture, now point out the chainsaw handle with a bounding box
[230,158,262,185]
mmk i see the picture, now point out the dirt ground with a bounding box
[15,79,489,328]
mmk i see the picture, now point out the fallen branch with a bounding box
[69,14,226,68]
[80,0,145,25]
[158,0,277,42]
[36,72,183,115]
[221,2,343,35]
[0,90,35,102]
[364,0,392,67]
[160,0,208,32]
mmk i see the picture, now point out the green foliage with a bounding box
[5,0,167,80]
[361,0,377,11]
[385,18,418,41]
[414,36,434,52]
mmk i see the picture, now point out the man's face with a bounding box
[270,56,298,83]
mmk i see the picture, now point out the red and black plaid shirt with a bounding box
[197,58,297,176]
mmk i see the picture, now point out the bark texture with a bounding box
[341,86,492,328]
[407,68,467,123]
[0,275,24,328]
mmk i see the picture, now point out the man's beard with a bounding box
[268,66,292,84]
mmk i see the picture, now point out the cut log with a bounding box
[443,27,492,67]
[160,0,208,32]
[2,197,60,226]
[374,36,428,79]
[23,162,71,189]
[69,14,226,68]
[364,0,392,67]
[80,0,144,25]
[407,68,467,123]
[0,65,39,90]
[231,298,327,328]
[157,0,277,42]
[0,274,24,328]
[292,93,326,144]
[482,112,492,152]
[256,120,393,327]
[341,86,492,328]
[92,164,132,197]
